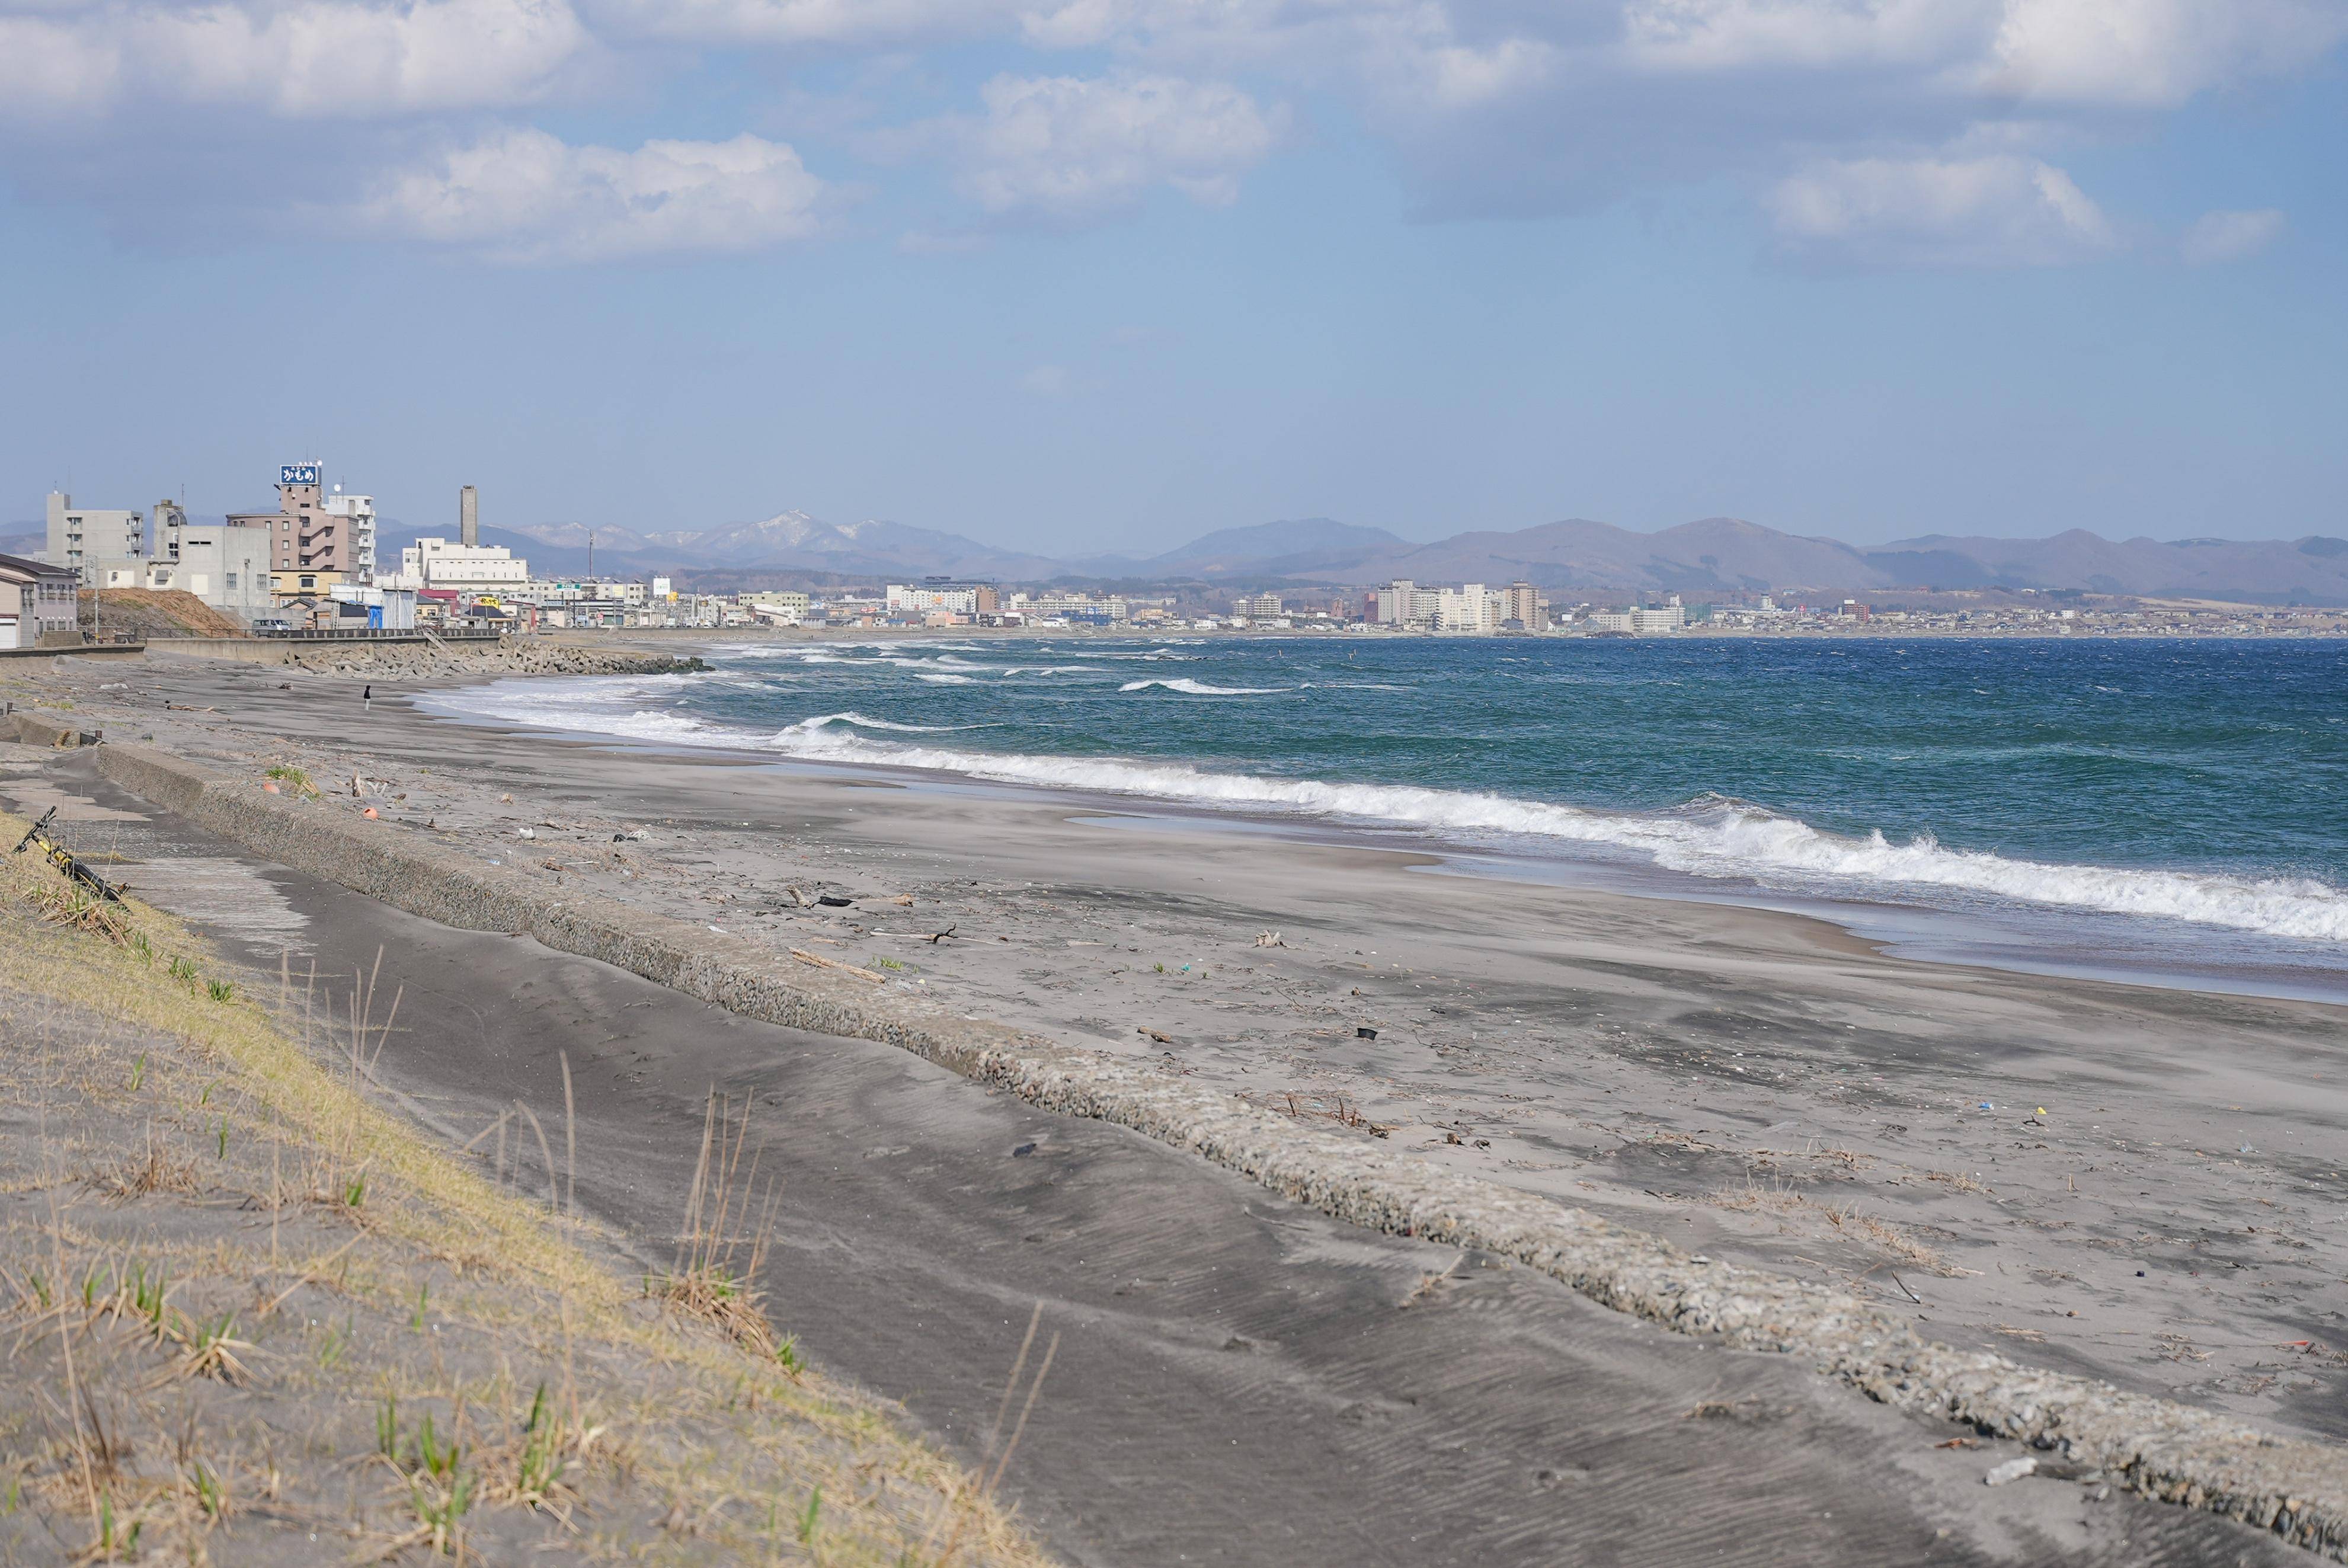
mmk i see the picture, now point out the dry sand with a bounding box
[11,642,2346,1455]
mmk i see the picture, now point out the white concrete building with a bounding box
[887,583,980,615]
[1435,584,1503,633]
[321,488,378,583]
[132,524,274,626]
[43,493,145,585]
[390,537,530,592]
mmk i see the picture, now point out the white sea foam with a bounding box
[914,673,976,684]
[421,679,2348,948]
[804,711,983,734]
[1119,678,1290,696]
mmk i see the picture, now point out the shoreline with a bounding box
[414,653,2348,1009]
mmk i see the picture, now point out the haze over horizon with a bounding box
[3,0,2342,556]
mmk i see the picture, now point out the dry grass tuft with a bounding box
[646,1091,788,1361]
[1707,1177,1961,1276]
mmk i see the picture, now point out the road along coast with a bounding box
[5,648,2346,1561]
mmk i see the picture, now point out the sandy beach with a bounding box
[12,638,2340,1458]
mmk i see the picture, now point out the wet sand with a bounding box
[12,648,2347,1454]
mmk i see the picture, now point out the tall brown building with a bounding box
[229,462,376,583]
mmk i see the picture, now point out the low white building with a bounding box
[388,537,530,593]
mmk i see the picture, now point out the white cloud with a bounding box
[1982,0,2348,107]
[952,73,1284,221]
[357,127,827,261]
[1621,0,1989,74]
[2180,206,2286,265]
[586,0,1016,45]
[1768,153,2117,265]
[0,0,588,120]
[1021,363,1070,393]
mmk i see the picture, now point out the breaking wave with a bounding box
[1119,677,1290,696]
[802,711,983,734]
[421,676,2348,949]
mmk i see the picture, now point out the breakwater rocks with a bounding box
[281,643,709,681]
[49,727,2348,1563]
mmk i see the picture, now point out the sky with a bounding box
[2,0,2343,558]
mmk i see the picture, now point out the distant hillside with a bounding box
[0,530,41,559]
[1862,530,2348,602]
[386,505,2348,604]
[1143,518,1405,577]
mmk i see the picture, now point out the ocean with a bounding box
[422,636,2348,996]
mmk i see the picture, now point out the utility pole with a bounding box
[587,530,595,582]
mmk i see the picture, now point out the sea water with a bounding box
[423,636,2348,994]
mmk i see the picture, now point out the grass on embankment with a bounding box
[0,804,1055,1566]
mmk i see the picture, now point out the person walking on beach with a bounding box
[363,684,373,715]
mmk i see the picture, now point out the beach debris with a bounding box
[517,827,536,840]
[499,792,513,803]
[1978,1102,1993,1111]
[1138,1027,1175,1045]
[817,894,853,907]
[261,780,280,794]
[1984,1457,2036,1486]
[362,806,379,820]
[1012,1143,1038,1158]
[1254,930,1285,948]
[789,948,885,984]
[1357,1026,1378,1041]
[893,894,914,905]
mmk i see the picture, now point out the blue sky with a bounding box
[2,0,2342,558]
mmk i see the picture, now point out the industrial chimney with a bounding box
[460,485,478,548]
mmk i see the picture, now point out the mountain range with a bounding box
[410,510,2348,604]
[22,509,2345,604]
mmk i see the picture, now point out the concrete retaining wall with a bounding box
[7,711,102,747]
[141,638,301,665]
[62,732,2348,1561]
[0,644,145,662]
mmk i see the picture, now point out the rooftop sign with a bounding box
[280,463,321,486]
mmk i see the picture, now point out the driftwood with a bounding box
[789,948,886,984]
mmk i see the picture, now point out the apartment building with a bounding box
[43,493,145,585]
[230,462,376,584]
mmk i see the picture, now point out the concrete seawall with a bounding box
[30,719,2346,1560]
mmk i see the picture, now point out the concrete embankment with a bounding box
[39,719,2348,1562]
